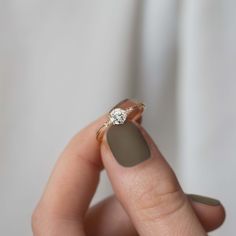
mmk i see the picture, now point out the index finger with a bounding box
[32,115,106,235]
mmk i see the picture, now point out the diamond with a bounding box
[109,108,127,125]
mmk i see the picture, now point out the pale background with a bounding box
[1,0,236,235]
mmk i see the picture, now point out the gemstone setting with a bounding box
[109,108,127,125]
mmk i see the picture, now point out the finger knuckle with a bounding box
[134,178,186,223]
[31,204,52,234]
[31,206,43,234]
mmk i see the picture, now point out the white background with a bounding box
[1,1,236,235]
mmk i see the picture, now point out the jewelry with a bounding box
[96,102,145,142]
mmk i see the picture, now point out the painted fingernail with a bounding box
[106,121,150,167]
[188,194,221,206]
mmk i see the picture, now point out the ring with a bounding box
[96,101,145,142]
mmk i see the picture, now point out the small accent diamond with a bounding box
[109,108,127,125]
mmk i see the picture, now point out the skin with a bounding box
[32,100,225,236]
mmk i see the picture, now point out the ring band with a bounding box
[96,102,145,142]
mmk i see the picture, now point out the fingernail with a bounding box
[106,121,151,167]
[188,194,221,206]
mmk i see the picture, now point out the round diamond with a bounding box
[109,108,127,125]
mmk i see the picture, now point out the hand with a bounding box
[32,100,225,236]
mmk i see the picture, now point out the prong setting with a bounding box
[109,108,127,125]
[96,102,145,142]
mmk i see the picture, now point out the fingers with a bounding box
[101,121,207,236]
[188,194,225,232]
[84,194,225,235]
[32,115,107,235]
[85,196,138,236]
[32,98,225,236]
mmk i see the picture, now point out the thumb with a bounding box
[101,121,206,236]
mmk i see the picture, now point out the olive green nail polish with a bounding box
[107,121,150,167]
[188,194,221,206]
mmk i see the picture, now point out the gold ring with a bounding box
[96,102,145,142]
